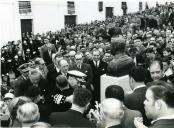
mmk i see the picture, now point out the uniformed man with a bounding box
[12,55,21,77]
[25,49,31,62]
[67,70,87,89]
[12,63,29,96]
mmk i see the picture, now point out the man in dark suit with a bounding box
[69,53,93,90]
[40,38,57,66]
[49,87,95,127]
[12,63,29,96]
[134,81,174,128]
[47,58,69,92]
[15,68,50,104]
[48,75,73,113]
[89,49,108,102]
[47,52,63,73]
[124,67,150,126]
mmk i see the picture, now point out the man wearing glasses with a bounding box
[69,53,93,90]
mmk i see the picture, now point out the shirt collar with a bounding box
[22,75,27,80]
[152,114,174,124]
[133,85,146,92]
[55,67,60,73]
[93,60,100,65]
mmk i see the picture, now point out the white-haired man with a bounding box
[17,102,40,127]
[100,98,124,128]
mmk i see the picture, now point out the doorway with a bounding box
[65,15,76,26]
[106,7,113,18]
[21,19,32,35]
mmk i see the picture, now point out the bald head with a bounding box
[101,98,124,120]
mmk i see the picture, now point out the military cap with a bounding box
[35,58,45,65]
[4,93,14,100]
[1,57,5,61]
[68,70,87,82]
[17,63,29,73]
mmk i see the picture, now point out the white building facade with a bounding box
[0,0,170,45]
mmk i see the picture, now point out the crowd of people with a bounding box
[1,2,174,128]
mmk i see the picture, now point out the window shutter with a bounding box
[19,1,31,14]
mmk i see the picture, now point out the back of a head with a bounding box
[129,66,147,82]
[56,75,68,88]
[73,87,92,107]
[31,122,51,128]
[110,37,126,55]
[105,85,124,102]
[109,27,122,37]
[17,102,40,124]
[101,98,124,120]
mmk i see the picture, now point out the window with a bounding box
[19,1,31,14]
[67,1,75,14]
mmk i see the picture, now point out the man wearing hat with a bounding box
[4,93,15,106]
[25,49,32,62]
[1,57,8,75]
[12,55,21,77]
[68,70,87,89]
[12,63,29,96]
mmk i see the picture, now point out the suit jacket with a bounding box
[69,62,93,88]
[89,60,108,83]
[49,109,96,127]
[50,85,73,112]
[89,60,107,101]
[47,63,55,72]
[124,86,151,126]
[40,44,57,66]
[16,78,50,101]
[12,75,28,97]
[122,107,142,128]
[149,119,174,128]
[106,54,135,77]
[47,67,62,92]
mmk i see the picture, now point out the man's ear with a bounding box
[85,102,90,110]
[155,99,162,110]
[129,77,134,89]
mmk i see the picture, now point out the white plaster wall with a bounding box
[0,0,21,46]
[0,0,173,46]
[76,0,104,24]
[32,1,60,34]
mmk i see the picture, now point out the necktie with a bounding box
[48,49,51,58]
[95,61,98,68]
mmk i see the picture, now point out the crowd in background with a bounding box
[1,2,174,128]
